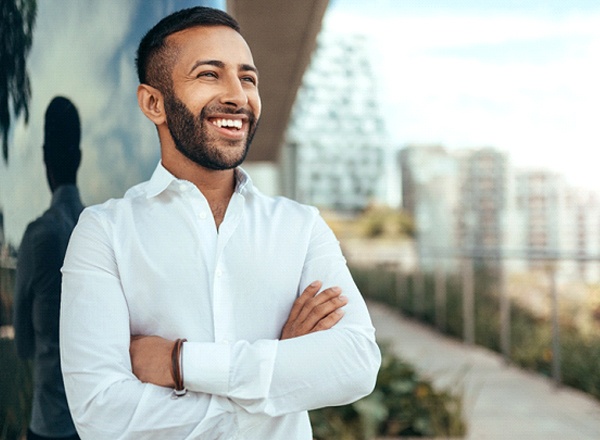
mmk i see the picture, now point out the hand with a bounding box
[280,281,347,340]
[130,335,175,388]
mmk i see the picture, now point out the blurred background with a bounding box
[2,0,600,438]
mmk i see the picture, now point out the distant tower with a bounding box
[514,170,582,278]
[399,145,461,270]
[572,190,600,281]
[516,170,563,260]
[282,30,387,212]
[457,147,508,266]
[399,145,513,271]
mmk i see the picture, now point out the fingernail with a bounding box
[340,295,348,301]
[310,281,320,287]
[332,287,341,293]
[336,309,345,315]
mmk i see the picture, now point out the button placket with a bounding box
[211,193,244,345]
[213,257,235,344]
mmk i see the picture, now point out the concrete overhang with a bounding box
[227,0,329,163]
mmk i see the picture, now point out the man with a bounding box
[60,6,380,439]
[15,96,83,440]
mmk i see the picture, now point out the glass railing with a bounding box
[349,246,600,401]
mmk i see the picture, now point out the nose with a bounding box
[220,75,248,109]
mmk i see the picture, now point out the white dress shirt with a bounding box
[60,162,381,439]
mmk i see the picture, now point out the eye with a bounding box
[241,75,257,86]
[197,71,218,79]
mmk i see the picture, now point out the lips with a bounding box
[210,118,243,130]
[206,116,248,140]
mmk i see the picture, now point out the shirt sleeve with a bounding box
[182,212,381,416]
[61,208,380,437]
[60,210,213,439]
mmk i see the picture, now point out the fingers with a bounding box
[313,307,345,332]
[286,280,322,323]
[280,282,348,339]
[296,288,347,331]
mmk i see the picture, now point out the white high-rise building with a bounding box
[515,170,567,260]
[513,170,600,281]
[400,144,600,282]
[281,31,389,212]
[456,148,509,261]
[400,146,514,274]
[399,145,461,270]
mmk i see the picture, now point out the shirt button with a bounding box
[216,269,223,277]
[199,211,207,219]
[178,183,187,192]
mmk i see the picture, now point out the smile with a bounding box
[210,118,243,130]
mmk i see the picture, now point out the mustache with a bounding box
[200,105,256,120]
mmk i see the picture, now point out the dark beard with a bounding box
[163,91,258,170]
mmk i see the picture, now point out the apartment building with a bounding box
[281,31,387,212]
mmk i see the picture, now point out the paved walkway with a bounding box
[368,301,600,440]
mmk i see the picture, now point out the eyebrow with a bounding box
[188,59,259,77]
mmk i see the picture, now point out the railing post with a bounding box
[414,262,425,318]
[462,256,475,345]
[549,264,562,385]
[395,262,405,308]
[434,262,446,332]
[499,262,511,363]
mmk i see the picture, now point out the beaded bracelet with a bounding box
[171,338,187,398]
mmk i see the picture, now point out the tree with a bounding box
[0,0,37,163]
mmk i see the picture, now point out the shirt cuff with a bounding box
[182,342,230,395]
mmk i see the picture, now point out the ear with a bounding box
[137,84,166,125]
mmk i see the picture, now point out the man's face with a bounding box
[163,25,261,170]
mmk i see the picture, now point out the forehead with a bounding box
[167,25,255,71]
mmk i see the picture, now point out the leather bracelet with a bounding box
[171,338,187,397]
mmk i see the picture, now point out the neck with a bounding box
[49,180,75,194]
[163,150,235,191]
[161,151,236,228]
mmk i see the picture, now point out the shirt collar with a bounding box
[234,167,253,193]
[145,161,254,199]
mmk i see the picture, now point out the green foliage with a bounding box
[0,337,467,440]
[352,265,600,401]
[310,345,466,439]
[0,0,37,162]
[560,329,600,397]
[357,206,415,239]
[0,339,32,440]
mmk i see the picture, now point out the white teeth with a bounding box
[212,119,242,129]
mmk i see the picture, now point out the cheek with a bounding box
[252,95,262,119]
[186,89,213,113]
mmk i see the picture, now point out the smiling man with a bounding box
[59,6,380,439]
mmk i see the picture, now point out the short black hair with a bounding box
[136,6,241,91]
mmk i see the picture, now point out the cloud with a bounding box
[323,6,600,191]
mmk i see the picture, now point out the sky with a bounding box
[1,0,600,245]
[325,0,600,191]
